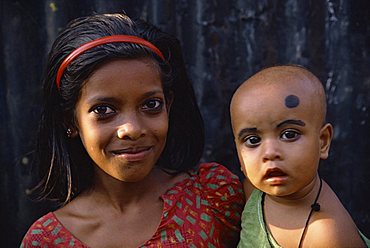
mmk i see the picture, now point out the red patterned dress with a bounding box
[21,163,245,247]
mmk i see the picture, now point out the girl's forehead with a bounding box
[78,59,164,100]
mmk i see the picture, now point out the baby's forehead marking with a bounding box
[285,94,300,108]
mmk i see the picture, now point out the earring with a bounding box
[66,128,72,138]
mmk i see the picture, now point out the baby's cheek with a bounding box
[240,150,261,179]
[237,150,249,173]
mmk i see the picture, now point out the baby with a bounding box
[230,65,369,247]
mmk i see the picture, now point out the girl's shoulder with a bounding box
[192,162,241,183]
[159,163,245,247]
[20,212,87,247]
[179,162,245,204]
[164,162,244,203]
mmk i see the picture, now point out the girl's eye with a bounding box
[244,135,261,147]
[92,106,115,116]
[281,130,300,141]
[142,99,163,112]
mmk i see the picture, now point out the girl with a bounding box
[21,13,244,247]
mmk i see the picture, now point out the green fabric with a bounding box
[359,231,370,248]
[238,189,370,248]
[237,189,281,248]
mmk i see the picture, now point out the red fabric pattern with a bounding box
[21,163,245,247]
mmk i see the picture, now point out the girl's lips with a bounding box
[112,146,153,162]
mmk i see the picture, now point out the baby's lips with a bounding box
[264,168,287,178]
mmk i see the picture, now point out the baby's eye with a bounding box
[244,135,261,147]
[142,99,163,112]
[92,105,115,116]
[281,130,300,141]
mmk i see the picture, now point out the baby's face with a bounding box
[231,70,332,198]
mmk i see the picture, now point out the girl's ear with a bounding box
[319,123,333,159]
[66,127,78,138]
[63,116,79,138]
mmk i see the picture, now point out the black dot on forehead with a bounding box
[285,95,300,108]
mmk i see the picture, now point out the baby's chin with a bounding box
[259,185,296,198]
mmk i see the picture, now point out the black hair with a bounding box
[31,13,204,205]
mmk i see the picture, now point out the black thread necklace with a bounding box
[298,177,322,248]
[263,177,323,248]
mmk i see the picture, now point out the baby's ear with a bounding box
[319,123,333,159]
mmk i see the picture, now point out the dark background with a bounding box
[1,0,369,246]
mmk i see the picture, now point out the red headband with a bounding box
[56,35,165,89]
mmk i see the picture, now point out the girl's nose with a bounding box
[116,116,145,141]
[262,139,282,162]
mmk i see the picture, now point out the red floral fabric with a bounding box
[21,163,245,247]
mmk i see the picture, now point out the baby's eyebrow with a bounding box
[277,119,306,128]
[238,127,257,140]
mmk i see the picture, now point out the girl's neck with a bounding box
[87,167,172,212]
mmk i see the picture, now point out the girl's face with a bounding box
[74,58,170,182]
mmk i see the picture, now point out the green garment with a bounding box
[360,231,370,247]
[237,190,281,248]
[237,189,370,248]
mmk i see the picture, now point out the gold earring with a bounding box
[67,128,72,138]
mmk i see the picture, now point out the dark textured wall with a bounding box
[0,0,369,246]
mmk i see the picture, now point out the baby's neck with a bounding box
[266,175,321,208]
[263,175,323,247]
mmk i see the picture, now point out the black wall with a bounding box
[1,0,369,246]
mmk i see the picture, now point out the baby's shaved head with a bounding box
[231,65,327,126]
